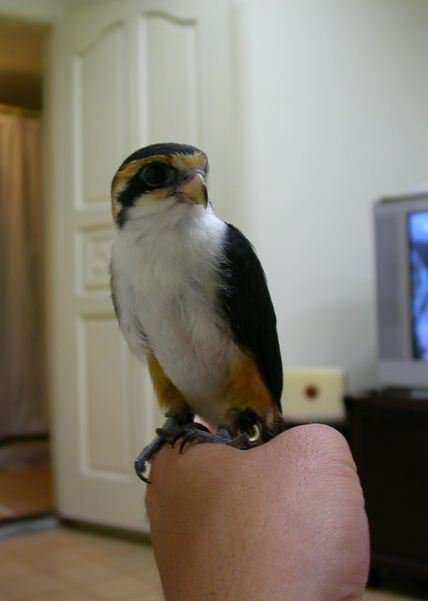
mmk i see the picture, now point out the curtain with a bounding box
[0,112,47,439]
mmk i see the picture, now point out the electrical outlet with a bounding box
[283,368,347,421]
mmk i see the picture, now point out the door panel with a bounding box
[74,22,128,207]
[144,13,199,142]
[49,0,233,531]
[78,315,131,475]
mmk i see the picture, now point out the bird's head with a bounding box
[111,143,209,228]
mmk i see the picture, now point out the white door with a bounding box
[48,0,234,532]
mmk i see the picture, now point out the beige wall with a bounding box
[0,18,49,109]
[0,0,63,22]
[2,0,428,392]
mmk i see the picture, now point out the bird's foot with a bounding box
[161,425,255,453]
[155,422,211,449]
[134,414,194,483]
[134,436,165,483]
[135,419,262,482]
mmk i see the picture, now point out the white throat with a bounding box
[111,203,234,423]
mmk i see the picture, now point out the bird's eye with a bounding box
[139,163,176,189]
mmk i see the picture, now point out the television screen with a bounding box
[408,211,428,360]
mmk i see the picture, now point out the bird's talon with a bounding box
[171,432,184,448]
[247,423,262,444]
[192,423,211,433]
[179,433,193,453]
[134,455,152,483]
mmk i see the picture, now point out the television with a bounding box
[375,193,428,388]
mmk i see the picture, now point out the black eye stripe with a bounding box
[139,162,177,188]
[117,162,178,213]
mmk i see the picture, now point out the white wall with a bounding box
[232,0,428,390]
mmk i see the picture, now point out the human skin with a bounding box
[146,424,370,601]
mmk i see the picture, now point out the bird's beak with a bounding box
[177,172,208,208]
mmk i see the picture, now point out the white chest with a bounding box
[111,210,235,423]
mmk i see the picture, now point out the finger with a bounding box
[145,440,237,515]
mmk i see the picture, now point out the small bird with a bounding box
[110,143,285,481]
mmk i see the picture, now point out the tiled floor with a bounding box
[0,525,426,601]
[0,526,162,601]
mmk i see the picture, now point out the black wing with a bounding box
[218,223,283,411]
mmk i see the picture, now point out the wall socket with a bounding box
[283,368,347,421]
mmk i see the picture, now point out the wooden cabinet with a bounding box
[345,391,428,579]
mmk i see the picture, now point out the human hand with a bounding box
[146,424,369,601]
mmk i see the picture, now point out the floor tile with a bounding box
[0,525,163,601]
